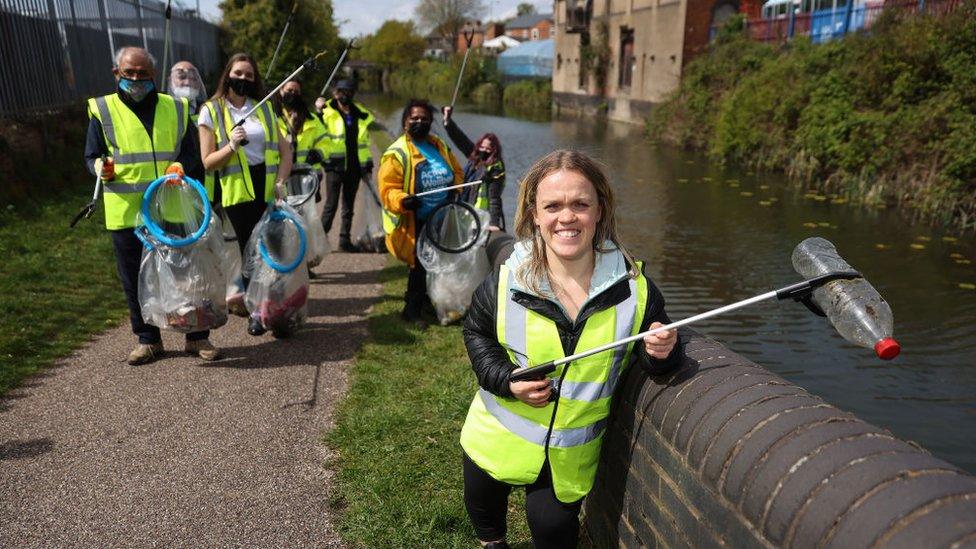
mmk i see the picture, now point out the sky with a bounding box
[196,0,552,36]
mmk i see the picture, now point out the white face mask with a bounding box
[170,85,202,102]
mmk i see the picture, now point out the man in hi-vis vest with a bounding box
[84,47,219,365]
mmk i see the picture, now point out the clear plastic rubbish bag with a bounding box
[137,173,228,333]
[285,164,330,267]
[417,203,491,324]
[243,202,310,336]
[353,175,387,253]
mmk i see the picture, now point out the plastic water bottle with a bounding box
[792,237,900,360]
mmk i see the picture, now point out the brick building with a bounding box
[552,0,739,122]
[504,13,555,41]
[456,22,506,53]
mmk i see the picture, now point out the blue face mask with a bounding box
[118,77,155,102]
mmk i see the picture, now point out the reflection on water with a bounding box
[367,96,976,473]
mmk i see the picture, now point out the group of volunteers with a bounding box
[84,47,381,364]
[84,45,681,549]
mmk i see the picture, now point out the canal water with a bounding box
[369,98,976,473]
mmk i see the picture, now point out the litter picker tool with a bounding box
[318,39,357,97]
[161,0,173,92]
[511,237,900,383]
[450,27,475,108]
[265,0,299,81]
[408,179,482,199]
[70,158,107,228]
[237,51,328,145]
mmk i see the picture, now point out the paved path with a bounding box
[0,250,386,548]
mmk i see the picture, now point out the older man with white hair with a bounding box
[83,46,217,365]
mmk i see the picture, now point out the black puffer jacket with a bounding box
[462,262,682,398]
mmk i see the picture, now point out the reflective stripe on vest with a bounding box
[87,93,187,229]
[380,135,412,235]
[459,261,648,502]
[204,98,280,207]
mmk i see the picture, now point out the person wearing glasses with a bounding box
[83,47,217,365]
[378,99,464,329]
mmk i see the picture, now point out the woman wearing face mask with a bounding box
[199,52,293,337]
[378,99,464,329]
[441,106,506,232]
[459,150,680,548]
[275,78,329,168]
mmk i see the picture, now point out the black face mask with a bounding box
[228,77,256,97]
[478,150,491,161]
[281,92,303,109]
[407,120,431,139]
[337,95,352,106]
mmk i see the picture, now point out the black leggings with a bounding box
[221,164,267,288]
[463,453,582,548]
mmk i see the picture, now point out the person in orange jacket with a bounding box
[378,99,463,329]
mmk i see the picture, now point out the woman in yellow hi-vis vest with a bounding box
[198,53,293,336]
[459,151,680,548]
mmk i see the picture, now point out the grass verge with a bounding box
[0,183,127,395]
[328,262,532,548]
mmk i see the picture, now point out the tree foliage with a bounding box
[516,2,537,16]
[218,0,342,87]
[357,20,426,69]
[414,0,485,52]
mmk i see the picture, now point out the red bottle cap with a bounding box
[874,337,901,360]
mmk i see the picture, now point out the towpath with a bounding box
[0,249,386,547]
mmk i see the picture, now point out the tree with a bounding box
[414,0,485,53]
[358,20,427,91]
[218,0,342,91]
[516,2,537,16]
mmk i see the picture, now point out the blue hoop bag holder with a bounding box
[135,173,228,333]
[243,201,310,335]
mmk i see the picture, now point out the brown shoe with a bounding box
[185,339,221,361]
[128,342,163,365]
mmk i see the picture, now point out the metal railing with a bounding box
[710,0,962,45]
[0,0,220,116]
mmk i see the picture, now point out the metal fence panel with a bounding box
[0,0,220,116]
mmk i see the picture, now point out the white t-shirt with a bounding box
[197,98,272,166]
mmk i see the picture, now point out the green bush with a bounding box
[503,80,552,120]
[471,82,502,111]
[648,3,976,229]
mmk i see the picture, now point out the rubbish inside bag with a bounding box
[137,174,228,333]
[216,210,247,316]
[244,202,310,335]
[417,204,490,324]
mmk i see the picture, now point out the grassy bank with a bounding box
[0,182,127,395]
[649,6,976,230]
[327,263,531,547]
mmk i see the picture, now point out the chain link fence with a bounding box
[0,0,220,116]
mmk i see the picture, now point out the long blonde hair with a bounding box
[513,150,636,295]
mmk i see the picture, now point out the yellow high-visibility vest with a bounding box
[202,98,280,207]
[460,262,648,503]
[87,93,189,229]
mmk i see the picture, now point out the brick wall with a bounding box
[684,0,722,65]
[584,330,976,547]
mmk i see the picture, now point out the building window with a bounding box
[618,27,635,89]
[532,28,539,40]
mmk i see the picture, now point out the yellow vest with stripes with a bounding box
[460,262,648,503]
[320,101,373,170]
[380,135,412,235]
[202,98,280,207]
[277,113,330,165]
[87,93,189,229]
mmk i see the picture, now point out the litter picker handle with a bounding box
[319,39,356,97]
[450,28,476,108]
[237,51,328,145]
[506,271,865,380]
[408,179,482,199]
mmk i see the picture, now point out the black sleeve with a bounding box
[444,118,475,158]
[633,265,683,376]
[462,270,517,398]
[486,162,506,230]
[177,120,205,182]
[84,117,109,176]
